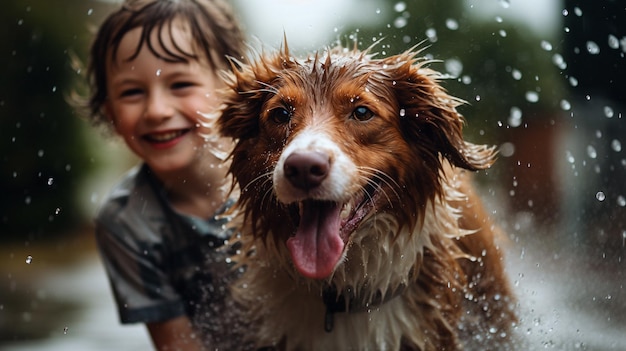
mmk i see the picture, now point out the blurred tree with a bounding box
[0,1,99,242]
[344,0,566,227]
[562,0,626,258]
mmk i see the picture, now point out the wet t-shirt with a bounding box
[94,164,245,348]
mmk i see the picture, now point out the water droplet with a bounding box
[37,150,44,157]
[596,191,606,202]
[574,7,583,16]
[566,151,575,164]
[525,91,539,103]
[604,105,614,118]
[511,69,522,80]
[611,139,622,152]
[394,2,406,12]
[495,16,503,23]
[617,195,626,207]
[445,18,459,30]
[425,28,437,42]
[26,255,33,264]
[586,41,600,55]
[155,69,162,76]
[87,8,93,16]
[399,108,406,117]
[540,40,553,51]
[608,34,620,49]
[47,178,54,186]
[560,99,571,111]
[445,58,463,78]
[475,95,481,102]
[508,107,522,127]
[587,145,597,159]
[498,142,515,157]
[499,29,507,37]
[568,76,579,87]
[25,196,31,205]
[394,16,407,29]
[499,0,510,9]
[562,9,569,16]
[552,53,567,69]
[63,326,69,334]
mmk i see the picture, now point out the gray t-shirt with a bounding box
[94,164,245,348]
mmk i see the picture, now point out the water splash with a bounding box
[525,91,539,103]
[586,145,597,159]
[604,106,614,118]
[511,69,522,80]
[552,53,567,69]
[611,139,622,152]
[393,2,406,12]
[586,41,600,55]
[393,17,408,29]
[540,40,553,51]
[445,18,459,31]
[608,34,620,49]
[596,191,606,202]
[508,107,523,127]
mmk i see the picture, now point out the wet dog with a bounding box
[217,42,517,350]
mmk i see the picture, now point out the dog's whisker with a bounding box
[357,167,402,205]
[240,171,273,195]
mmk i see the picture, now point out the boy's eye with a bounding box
[119,88,143,98]
[171,81,195,90]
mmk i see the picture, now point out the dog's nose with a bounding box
[283,151,330,190]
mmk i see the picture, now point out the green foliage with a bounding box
[0,1,98,241]
[345,0,565,141]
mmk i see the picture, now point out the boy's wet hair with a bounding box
[86,0,246,128]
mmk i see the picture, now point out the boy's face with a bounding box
[104,22,224,175]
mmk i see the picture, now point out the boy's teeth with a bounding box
[148,130,183,142]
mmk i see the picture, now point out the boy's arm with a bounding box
[147,315,206,351]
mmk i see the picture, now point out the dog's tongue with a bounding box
[286,200,344,280]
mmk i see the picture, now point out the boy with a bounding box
[85,0,247,349]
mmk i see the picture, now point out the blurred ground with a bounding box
[0,229,151,351]
[0,223,624,350]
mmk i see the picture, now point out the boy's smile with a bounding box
[142,128,193,149]
[104,21,223,175]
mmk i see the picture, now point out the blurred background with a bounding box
[0,0,624,349]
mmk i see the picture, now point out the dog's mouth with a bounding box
[286,184,379,280]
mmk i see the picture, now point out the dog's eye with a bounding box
[269,107,291,124]
[351,106,375,121]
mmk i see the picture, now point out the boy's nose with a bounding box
[144,90,174,120]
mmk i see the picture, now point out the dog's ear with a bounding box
[217,59,265,141]
[384,53,495,171]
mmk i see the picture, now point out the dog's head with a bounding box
[218,43,494,280]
